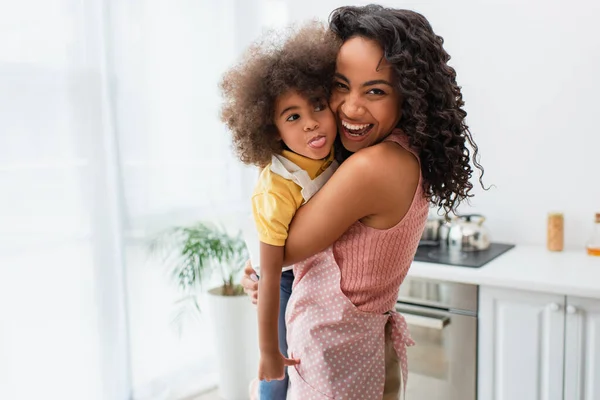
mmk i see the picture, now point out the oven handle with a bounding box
[395,305,450,330]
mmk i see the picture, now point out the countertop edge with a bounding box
[407,245,600,299]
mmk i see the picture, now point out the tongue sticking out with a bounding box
[308,136,327,149]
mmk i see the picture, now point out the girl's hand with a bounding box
[240,260,259,304]
[258,351,300,382]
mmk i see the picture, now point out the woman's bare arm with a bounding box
[282,142,420,266]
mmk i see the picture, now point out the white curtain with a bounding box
[0,0,286,399]
[111,1,254,398]
[0,1,117,399]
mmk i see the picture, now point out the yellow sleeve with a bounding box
[251,170,303,246]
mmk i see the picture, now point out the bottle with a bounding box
[547,212,564,252]
[586,213,600,257]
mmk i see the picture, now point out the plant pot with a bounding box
[206,286,258,400]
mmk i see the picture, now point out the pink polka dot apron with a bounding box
[285,247,414,399]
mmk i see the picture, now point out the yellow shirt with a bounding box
[251,149,335,246]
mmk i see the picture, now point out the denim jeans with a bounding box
[258,269,294,400]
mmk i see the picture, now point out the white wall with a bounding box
[283,0,600,249]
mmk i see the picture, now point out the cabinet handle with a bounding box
[402,311,450,330]
[566,305,578,314]
[548,303,561,312]
[395,305,451,330]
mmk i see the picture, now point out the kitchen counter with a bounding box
[408,245,600,298]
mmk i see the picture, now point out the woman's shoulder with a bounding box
[344,137,420,189]
[334,134,421,227]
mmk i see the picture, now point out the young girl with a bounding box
[220,23,340,399]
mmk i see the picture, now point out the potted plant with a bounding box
[149,222,258,400]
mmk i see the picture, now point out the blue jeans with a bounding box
[259,269,294,400]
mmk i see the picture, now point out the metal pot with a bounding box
[420,216,445,244]
[439,220,451,247]
[447,214,491,252]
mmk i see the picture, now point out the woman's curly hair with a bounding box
[220,22,341,167]
[330,5,486,215]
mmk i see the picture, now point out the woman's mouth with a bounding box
[308,135,327,149]
[341,120,374,139]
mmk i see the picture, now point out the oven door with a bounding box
[395,302,477,400]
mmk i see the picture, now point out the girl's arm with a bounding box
[257,242,298,381]
[282,142,420,266]
[257,243,283,356]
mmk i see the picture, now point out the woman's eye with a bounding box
[286,114,300,122]
[367,88,386,95]
[334,81,348,90]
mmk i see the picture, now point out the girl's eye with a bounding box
[286,114,300,122]
[314,103,327,112]
[334,81,348,90]
[367,88,386,95]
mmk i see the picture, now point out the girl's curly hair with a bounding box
[330,5,486,215]
[220,22,341,167]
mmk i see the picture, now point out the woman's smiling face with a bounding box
[329,36,402,153]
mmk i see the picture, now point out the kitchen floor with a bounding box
[190,380,436,399]
[191,389,221,400]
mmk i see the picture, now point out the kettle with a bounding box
[421,216,445,244]
[446,214,491,252]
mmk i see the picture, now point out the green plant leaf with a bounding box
[147,221,249,303]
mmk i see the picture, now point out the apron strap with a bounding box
[388,310,415,398]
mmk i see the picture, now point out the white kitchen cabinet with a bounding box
[478,286,565,400]
[479,287,600,400]
[564,296,600,400]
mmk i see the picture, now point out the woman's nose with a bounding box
[340,95,365,119]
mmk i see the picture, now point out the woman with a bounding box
[242,4,484,399]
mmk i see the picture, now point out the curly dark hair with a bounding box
[330,5,486,215]
[220,22,341,167]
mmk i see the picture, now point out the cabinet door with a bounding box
[564,296,600,400]
[479,286,565,400]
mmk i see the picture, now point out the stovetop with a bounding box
[413,242,515,268]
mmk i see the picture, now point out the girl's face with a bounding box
[330,36,402,153]
[273,90,337,160]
